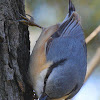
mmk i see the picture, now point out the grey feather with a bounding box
[41,0,87,99]
[44,12,87,99]
[45,37,87,99]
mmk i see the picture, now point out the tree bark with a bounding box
[0,0,33,100]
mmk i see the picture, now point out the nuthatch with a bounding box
[20,0,87,100]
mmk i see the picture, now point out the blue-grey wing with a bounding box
[45,1,87,99]
[46,37,86,63]
[45,14,87,98]
[46,13,87,59]
[45,37,87,98]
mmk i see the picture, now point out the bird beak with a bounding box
[39,93,49,100]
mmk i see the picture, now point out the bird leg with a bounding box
[19,13,43,29]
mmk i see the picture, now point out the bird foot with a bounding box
[19,13,43,29]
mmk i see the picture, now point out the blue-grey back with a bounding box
[46,36,87,98]
[45,14,87,98]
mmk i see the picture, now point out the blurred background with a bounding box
[25,0,100,100]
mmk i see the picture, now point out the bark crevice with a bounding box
[0,0,33,100]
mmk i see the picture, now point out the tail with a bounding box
[69,0,75,16]
[51,0,85,42]
[62,0,75,23]
[58,0,85,42]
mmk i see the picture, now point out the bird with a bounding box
[20,0,87,100]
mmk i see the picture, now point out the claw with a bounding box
[26,14,34,19]
[19,13,29,21]
[18,19,29,25]
[19,13,43,29]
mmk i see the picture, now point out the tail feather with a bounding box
[59,15,85,42]
[58,0,84,42]
[61,18,77,36]
[69,0,75,16]
[71,24,85,41]
[63,0,75,23]
[51,0,84,42]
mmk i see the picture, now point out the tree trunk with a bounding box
[0,0,33,100]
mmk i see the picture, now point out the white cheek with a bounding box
[35,68,48,97]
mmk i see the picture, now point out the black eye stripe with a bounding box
[43,58,67,93]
